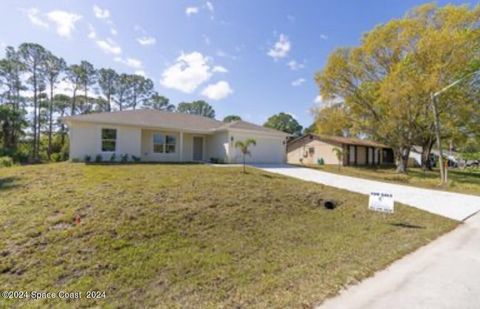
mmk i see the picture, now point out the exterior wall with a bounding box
[141,130,208,162]
[69,122,286,164]
[206,132,229,162]
[229,131,286,164]
[287,139,342,165]
[69,121,141,161]
[141,129,181,162]
[357,146,367,165]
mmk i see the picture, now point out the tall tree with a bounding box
[177,100,215,118]
[264,112,303,136]
[43,52,66,159]
[223,115,242,122]
[66,64,83,116]
[113,73,131,111]
[0,46,25,150]
[98,68,118,112]
[80,61,97,112]
[128,74,154,110]
[53,94,70,147]
[18,43,47,161]
[315,3,480,172]
[143,92,175,111]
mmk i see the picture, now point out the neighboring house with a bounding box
[63,110,290,163]
[287,134,394,166]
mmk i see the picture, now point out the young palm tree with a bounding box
[332,147,344,170]
[235,138,256,173]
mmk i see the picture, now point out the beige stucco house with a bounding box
[63,110,290,164]
[287,134,394,166]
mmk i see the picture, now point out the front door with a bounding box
[193,137,203,161]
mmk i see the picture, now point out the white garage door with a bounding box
[231,135,286,163]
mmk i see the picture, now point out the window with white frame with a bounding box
[153,133,176,153]
[101,128,117,152]
[153,133,165,153]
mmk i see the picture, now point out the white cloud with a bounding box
[160,52,213,93]
[115,57,143,69]
[137,36,156,46]
[320,34,328,40]
[202,34,211,45]
[212,66,228,73]
[26,8,49,28]
[110,27,117,36]
[87,24,96,39]
[287,60,305,71]
[185,7,199,16]
[96,38,122,55]
[135,70,146,77]
[314,95,322,104]
[292,78,306,87]
[201,81,233,100]
[47,10,82,38]
[206,1,214,12]
[267,33,291,60]
[216,50,237,61]
[93,5,110,19]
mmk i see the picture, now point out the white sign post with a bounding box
[369,191,394,213]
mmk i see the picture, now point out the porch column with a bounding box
[179,131,184,162]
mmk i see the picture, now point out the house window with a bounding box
[165,135,176,153]
[101,128,117,152]
[309,147,315,156]
[153,133,165,153]
[153,133,177,153]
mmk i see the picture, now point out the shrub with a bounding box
[0,156,14,167]
[51,153,62,162]
[84,155,92,163]
[95,154,103,163]
[131,155,141,163]
[120,154,129,163]
[210,157,219,164]
[109,153,116,162]
[71,158,81,163]
[317,158,325,165]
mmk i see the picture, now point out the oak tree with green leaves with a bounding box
[315,3,480,173]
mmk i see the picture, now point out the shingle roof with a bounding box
[63,109,289,136]
[217,120,290,135]
[289,133,390,149]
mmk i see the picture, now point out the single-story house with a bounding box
[63,110,290,163]
[287,134,394,166]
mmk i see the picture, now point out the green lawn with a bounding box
[309,165,480,196]
[0,163,457,308]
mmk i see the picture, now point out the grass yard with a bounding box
[0,163,457,308]
[311,165,480,196]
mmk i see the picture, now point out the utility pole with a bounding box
[431,93,445,184]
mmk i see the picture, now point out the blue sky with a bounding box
[0,0,474,127]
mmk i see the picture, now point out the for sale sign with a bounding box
[369,191,394,213]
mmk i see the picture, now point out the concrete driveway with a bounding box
[252,164,480,221]
[318,212,480,309]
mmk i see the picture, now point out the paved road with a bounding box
[318,212,480,309]
[252,164,480,221]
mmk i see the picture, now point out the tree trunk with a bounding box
[32,69,38,161]
[243,155,246,173]
[71,89,76,116]
[48,82,54,160]
[395,146,410,173]
[421,138,435,171]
